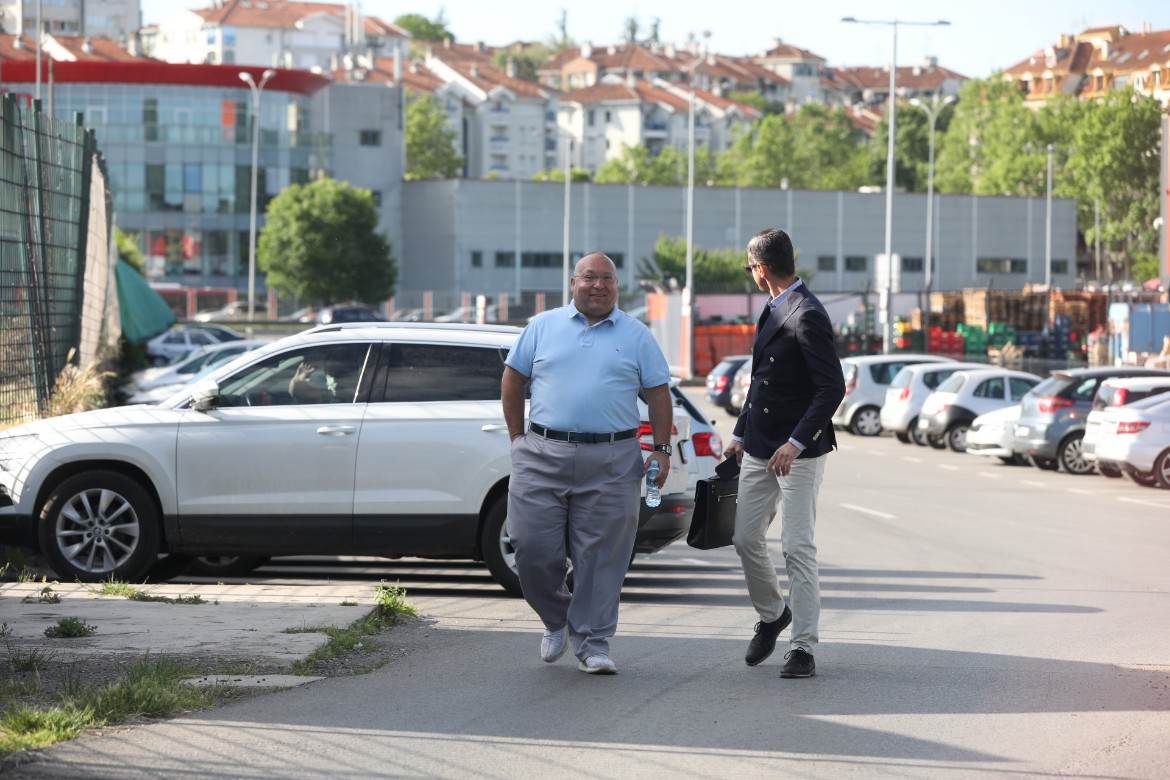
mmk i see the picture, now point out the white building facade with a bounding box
[1,0,139,38]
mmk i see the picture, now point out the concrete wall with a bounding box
[399,180,1078,298]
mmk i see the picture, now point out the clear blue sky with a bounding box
[142,0,1170,78]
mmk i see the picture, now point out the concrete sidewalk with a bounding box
[0,580,377,666]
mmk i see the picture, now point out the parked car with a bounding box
[1093,395,1170,488]
[435,305,500,323]
[881,362,984,446]
[1012,367,1170,474]
[728,358,752,416]
[965,405,1025,464]
[145,326,222,365]
[0,323,692,596]
[705,355,750,412]
[188,324,244,343]
[194,301,253,322]
[128,340,266,394]
[919,368,1041,452]
[835,354,955,436]
[1082,376,1170,477]
[279,307,318,323]
[315,305,385,325]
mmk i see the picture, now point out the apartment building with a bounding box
[150,0,408,69]
[1003,25,1170,108]
[0,0,139,39]
[827,58,966,107]
[752,39,830,104]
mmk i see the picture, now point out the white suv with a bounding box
[0,324,691,594]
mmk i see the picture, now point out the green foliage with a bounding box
[392,12,451,41]
[866,102,954,192]
[114,227,145,273]
[594,145,717,186]
[43,617,96,639]
[718,105,868,189]
[21,586,59,604]
[532,167,592,182]
[491,44,552,81]
[258,178,397,306]
[405,94,463,180]
[641,235,747,291]
[728,90,783,115]
[373,581,418,623]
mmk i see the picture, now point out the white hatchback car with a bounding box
[0,324,692,594]
[145,326,224,365]
[918,368,1041,452]
[965,405,1024,464]
[1093,395,1170,488]
[1082,376,1170,478]
[835,354,955,437]
[881,362,985,446]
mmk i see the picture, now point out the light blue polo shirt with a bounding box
[506,304,671,433]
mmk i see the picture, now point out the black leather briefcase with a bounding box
[686,457,739,550]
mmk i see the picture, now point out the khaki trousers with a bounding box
[732,452,827,652]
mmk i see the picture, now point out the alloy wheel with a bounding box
[909,421,928,447]
[947,424,969,453]
[1059,436,1092,475]
[852,408,882,437]
[55,488,141,575]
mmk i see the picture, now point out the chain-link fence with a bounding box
[1,94,117,426]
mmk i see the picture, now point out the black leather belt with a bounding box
[529,423,638,444]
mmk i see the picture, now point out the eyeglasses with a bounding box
[743,263,761,274]
[575,273,617,285]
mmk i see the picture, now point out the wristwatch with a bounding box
[653,443,672,455]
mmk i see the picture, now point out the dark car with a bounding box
[1011,367,1170,473]
[315,304,386,325]
[706,355,750,411]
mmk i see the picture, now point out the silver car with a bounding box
[880,362,984,445]
[834,354,955,437]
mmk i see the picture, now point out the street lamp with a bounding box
[562,131,572,306]
[683,88,696,379]
[842,16,951,354]
[909,94,955,335]
[239,68,276,324]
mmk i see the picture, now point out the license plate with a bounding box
[1014,425,1030,437]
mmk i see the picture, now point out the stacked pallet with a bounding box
[928,292,964,331]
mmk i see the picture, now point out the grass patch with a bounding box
[43,618,96,639]
[0,656,230,758]
[374,581,418,623]
[288,583,417,675]
[95,580,205,605]
[6,645,56,674]
[94,580,140,598]
[338,600,358,607]
[281,625,331,635]
[21,586,61,604]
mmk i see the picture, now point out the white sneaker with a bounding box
[577,654,618,675]
[540,626,568,663]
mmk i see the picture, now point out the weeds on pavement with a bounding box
[95,579,205,605]
[374,581,418,623]
[6,645,56,674]
[0,656,231,758]
[21,586,60,604]
[43,618,96,639]
[289,583,417,675]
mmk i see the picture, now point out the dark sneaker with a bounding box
[744,606,792,666]
[780,647,816,678]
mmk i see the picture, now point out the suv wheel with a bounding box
[38,471,160,583]
[187,556,270,577]
[1154,449,1170,489]
[849,406,882,437]
[946,423,970,453]
[1057,434,1092,475]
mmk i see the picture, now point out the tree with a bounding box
[393,12,451,42]
[642,235,814,292]
[258,178,396,306]
[728,90,783,116]
[114,227,145,273]
[623,16,639,44]
[593,144,718,186]
[532,167,592,182]
[405,94,462,180]
[553,8,572,51]
[865,101,954,192]
[492,43,551,81]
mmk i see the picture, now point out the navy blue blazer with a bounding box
[733,283,846,460]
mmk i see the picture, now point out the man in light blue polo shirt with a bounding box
[501,252,672,675]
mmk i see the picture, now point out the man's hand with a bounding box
[724,440,744,465]
[767,442,800,477]
[644,451,670,488]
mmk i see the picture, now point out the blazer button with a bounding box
[764,407,770,414]
[748,403,752,409]
[763,379,769,385]
[769,356,775,363]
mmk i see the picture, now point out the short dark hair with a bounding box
[747,229,795,277]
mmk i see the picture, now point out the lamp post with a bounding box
[909,94,955,336]
[238,68,275,324]
[682,88,696,379]
[842,16,950,353]
[1045,142,1053,289]
[562,132,572,305]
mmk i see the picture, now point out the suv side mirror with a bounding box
[191,380,220,412]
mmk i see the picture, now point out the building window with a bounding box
[845,256,867,272]
[588,109,595,127]
[1051,259,1069,274]
[604,110,611,123]
[471,251,482,267]
[371,190,382,207]
[490,153,508,171]
[490,125,508,142]
[901,257,924,273]
[359,130,382,146]
[976,258,1027,274]
[495,251,516,267]
[816,255,836,272]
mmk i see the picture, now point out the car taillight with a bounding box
[1116,421,1150,434]
[692,432,723,458]
[939,404,951,413]
[1037,397,1075,414]
[638,422,678,451]
[898,387,911,401]
[1114,388,1128,406]
[845,376,858,395]
[715,375,729,392]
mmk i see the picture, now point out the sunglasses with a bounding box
[743,263,761,274]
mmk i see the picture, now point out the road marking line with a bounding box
[1119,496,1170,509]
[1068,488,1093,495]
[938,464,959,471]
[1020,480,1045,487]
[840,503,896,520]
[978,472,1001,479]
[901,456,922,463]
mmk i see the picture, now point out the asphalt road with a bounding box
[12,388,1170,779]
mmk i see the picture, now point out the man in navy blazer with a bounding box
[724,228,845,679]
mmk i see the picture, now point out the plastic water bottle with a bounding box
[645,460,661,508]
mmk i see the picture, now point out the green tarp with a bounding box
[115,260,176,343]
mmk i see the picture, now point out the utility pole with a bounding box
[683,89,695,379]
[239,69,276,325]
[562,135,571,305]
[910,95,954,337]
[1045,143,1053,288]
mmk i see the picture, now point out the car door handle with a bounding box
[317,425,356,436]
[481,423,509,432]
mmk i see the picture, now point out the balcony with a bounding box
[642,119,668,139]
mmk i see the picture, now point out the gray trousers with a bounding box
[507,431,642,660]
[732,452,827,652]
